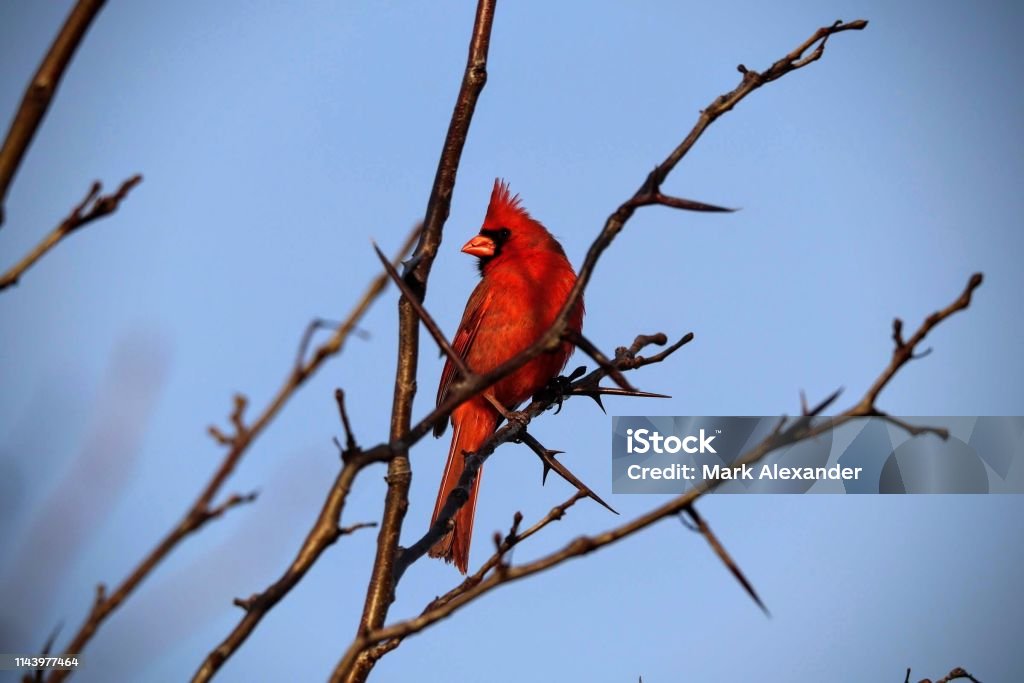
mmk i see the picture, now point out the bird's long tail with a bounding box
[429,406,495,574]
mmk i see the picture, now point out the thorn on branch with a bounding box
[40,620,63,657]
[809,387,844,416]
[911,347,933,360]
[335,388,359,457]
[539,448,565,485]
[207,425,232,446]
[868,411,950,441]
[518,431,617,514]
[682,505,769,616]
[233,595,256,611]
[338,521,378,538]
[570,385,672,415]
[27,620,65,683]
[94,583,107,607]
[296,318,341,372]
[205,491,259,522]
[373,242,473,380]
[581,390,606,413]
[625,189,734,213]
[892,318,905,349]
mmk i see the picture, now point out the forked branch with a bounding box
[337,273,981,665]
[51,225,420,683]
[328,16,872,681]
[0,175,142,292]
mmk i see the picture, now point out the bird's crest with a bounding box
[484,178,532,228]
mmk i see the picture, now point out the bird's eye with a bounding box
[498,227,511,240]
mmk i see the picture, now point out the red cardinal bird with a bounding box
[429,179,584,573]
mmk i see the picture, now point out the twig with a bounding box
[0,176,142,291]
[0,0,108,226]
[618,332,695,370]
[50,225,419,683]
[856,273,983,413]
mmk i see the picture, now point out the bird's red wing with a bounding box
[434,290,491,437]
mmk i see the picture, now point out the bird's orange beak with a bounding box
[461,234,496,258]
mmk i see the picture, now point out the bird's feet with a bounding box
[504,409,530,429]
[533,365,587,414]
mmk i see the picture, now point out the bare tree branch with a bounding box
[376,16,872,592]
[0,0,108,226]
[333,271,981,670]
[320,16,879,680]
[344,4,498,683]
[48,224,420,683]
[361,491,589,666]
[181,13,972,681]
[0,175,142,292]
[382,19,869,470]
[6,4,987,681]
[391,333,682,583]
[192,406,388,683]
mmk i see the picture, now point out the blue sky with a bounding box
[1,1,1021,681]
